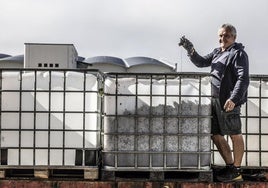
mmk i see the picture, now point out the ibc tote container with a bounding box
[0,69,102,168]
[242,76,268,167]
[102,73,212,173]
[212,75,268,168]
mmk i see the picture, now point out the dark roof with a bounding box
[24,43,75,46]
[83,56,126,67]
[125,56,174,69]
[0,53,11,59]
[77,56,85,62]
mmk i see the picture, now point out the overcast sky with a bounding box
[1,0,268,73]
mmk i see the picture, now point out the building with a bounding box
[0,43,176,73]
[24,43,78,69]
[0,54,24,68]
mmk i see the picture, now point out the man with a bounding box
[179,24,249,182]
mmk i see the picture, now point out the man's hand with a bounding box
[224,99,235,112]
[178,36,194,55]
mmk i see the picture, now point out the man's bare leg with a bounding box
[212,134,233,165]
[230,134,244,167]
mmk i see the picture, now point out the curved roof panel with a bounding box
[0,55,24,63]
[84,56,126,67]
[125,56,175,69]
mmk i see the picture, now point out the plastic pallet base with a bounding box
[0,167,99,180]
[101,170,213,182]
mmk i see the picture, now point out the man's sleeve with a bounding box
[229,50,250,104]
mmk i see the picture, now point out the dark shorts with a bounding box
[211,98,242,136]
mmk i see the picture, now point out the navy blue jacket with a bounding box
[189,42,249,109]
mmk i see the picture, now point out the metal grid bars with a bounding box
[211,75,268,168]
[2,69,268,171]
[102,73,212,171]
[0,69,102,167]
[243,75,268,167]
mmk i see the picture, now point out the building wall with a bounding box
[0,61,23,68]
[24,43,78,69]
[87,63,127,73]
[127,64,175,73]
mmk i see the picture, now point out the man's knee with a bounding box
[230,134,243,141]
[211,134,223,143]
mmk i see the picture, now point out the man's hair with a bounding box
[221,23,237,37]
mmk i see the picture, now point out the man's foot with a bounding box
[213,164,233,177]
[216,165,243,182]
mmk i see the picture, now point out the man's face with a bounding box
[218,28,236,51]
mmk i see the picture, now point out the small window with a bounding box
[38,63,42,67]
[49,63,53,67]
[55,64,59,68]
[44,63,48,67]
